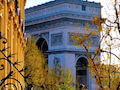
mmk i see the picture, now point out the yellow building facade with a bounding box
[0,0,26,89]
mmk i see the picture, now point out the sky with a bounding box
[25,0,114,18]
[26,0,101,8]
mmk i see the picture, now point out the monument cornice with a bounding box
[25,12,95,26]
[46,49,95,54]
[26,0,101,13]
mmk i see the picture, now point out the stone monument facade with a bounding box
[25,0,101,89]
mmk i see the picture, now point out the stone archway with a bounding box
[76,57,88,89]
[36,38,48,63]
[36,38,48,53]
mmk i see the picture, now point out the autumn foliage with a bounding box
[70,16,120,89]
[24,37,74,89]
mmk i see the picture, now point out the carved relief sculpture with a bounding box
[54,57,61,75]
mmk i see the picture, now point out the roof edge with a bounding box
[25,0,101,13]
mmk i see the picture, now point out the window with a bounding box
[82,5,86,11]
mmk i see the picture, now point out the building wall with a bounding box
[0,0,26,89]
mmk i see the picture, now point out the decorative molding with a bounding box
[51,33,63,46]
[26,0,101,13]
[34,32,49,43]
[25,11,94,25]
[68,32,99,46]
[26,19,97,33]
[75,53,87,60]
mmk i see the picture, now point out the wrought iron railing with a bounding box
[0,32,29,90]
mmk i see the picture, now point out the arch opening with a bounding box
[36,38,48,53]
[36,38,48,64]
[76,57,88,88]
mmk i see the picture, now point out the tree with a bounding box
[104,0,120,89]
[70,14,120,89]
[24,37,74,90]
[41,68,74,90]
[54,69,74,90]
[24,37,47,88]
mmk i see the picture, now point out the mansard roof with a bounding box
[26,0,101,13]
